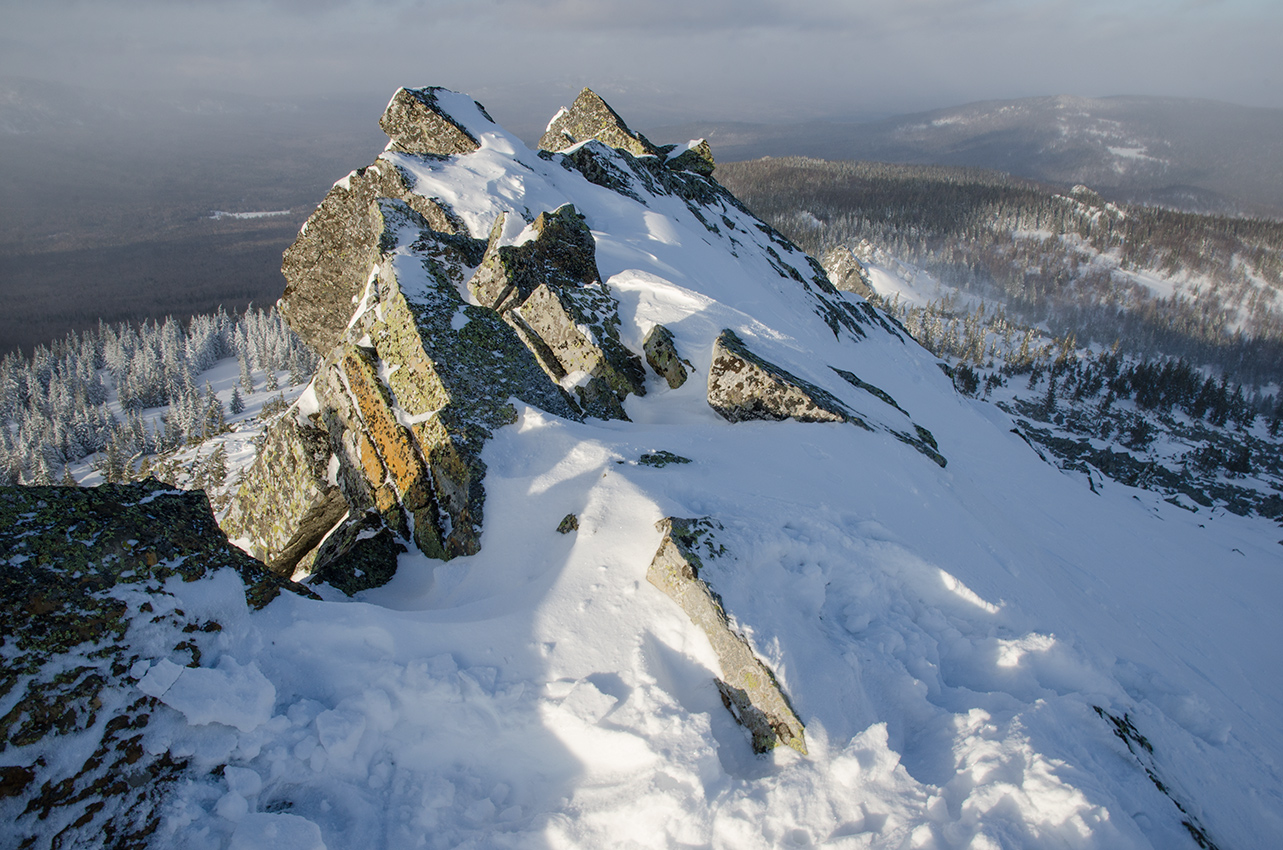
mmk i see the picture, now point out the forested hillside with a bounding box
[0,307,313,486]
[719,158,1283,387]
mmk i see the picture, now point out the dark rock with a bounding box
[556,513,579,534]
[637,451,692,468]
[666,139,715,176]
[307,512,408,596]
[0,482,309,848]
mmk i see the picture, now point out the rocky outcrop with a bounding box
[470,204,646,419]
[539,88,659,157]
[707,329,863,425]
[0,482,307,848]
[279,157,471,355]
[821,246,876,299]
[643,324,690,389]
[237,83,900,597]
[647,517,807,754]
[229,187,588,588]
[380,86,488,156]
[665,139,715,177]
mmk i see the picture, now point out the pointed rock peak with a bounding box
[666,138,715,176]
[539,87,658,157]
[380,86,494,156]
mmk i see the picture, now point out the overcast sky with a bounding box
[3,0,1280,130]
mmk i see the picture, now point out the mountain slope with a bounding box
[3,87,1281,850]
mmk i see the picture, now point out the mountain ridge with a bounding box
[2,84,1281,850]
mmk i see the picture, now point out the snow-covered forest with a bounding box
[719,158,1283,387]
[0,307,314,486]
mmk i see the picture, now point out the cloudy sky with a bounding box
[3,0,1280,129]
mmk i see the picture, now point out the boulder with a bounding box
[707,329,860,425]
[647,517,807,754]
[643,324,690,389]
[538,88,659,157]
[380,86,487,156]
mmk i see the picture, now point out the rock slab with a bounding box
[646,517,807,754]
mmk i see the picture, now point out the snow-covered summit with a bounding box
[4,87,1281,850]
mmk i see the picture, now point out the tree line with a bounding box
[0,307,314,485]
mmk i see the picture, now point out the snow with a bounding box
[143,656,276,733]
[209,210,292,221]
[114,92,1283,849]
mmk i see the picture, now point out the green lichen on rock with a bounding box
[643,324,690,389]
[538,88,660,157]
[221,412,334,571]
[708,329,864,427]
[556,513,579,534]
[646,517,806,755]
[0,482,307,848]
[380,86,488,157]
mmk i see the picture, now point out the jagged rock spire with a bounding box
[380,86,489,156]
[539,88,659,157]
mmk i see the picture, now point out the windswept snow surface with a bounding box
[144,101,1282,850]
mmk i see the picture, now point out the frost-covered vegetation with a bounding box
[720,158,1283,386]
[0,307,314,485]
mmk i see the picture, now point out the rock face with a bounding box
[539,88,659,157]
[229,87,668,590]
[0,482,306,848]
[646,517,807,754]
[707,329,860,425]
[643,324,690,389]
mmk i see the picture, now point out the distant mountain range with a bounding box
[651,95,1283,218]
